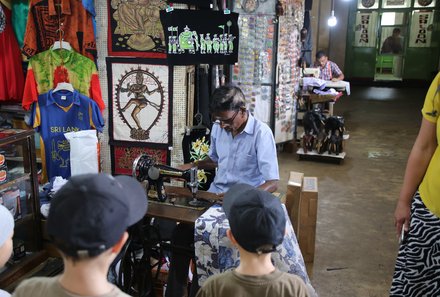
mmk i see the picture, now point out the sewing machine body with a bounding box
[132,154,199,203]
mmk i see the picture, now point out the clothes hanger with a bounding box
[191,113,207,131]
[52,28,72,51]
[53,82,74,93]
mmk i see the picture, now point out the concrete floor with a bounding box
[277,85,427,297]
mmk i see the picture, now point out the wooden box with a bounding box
[285,171,304,235]
[298,177,318,264]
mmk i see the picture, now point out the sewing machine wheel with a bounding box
[132,154,151,182]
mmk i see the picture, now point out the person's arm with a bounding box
[331,61,344,81]
[394,117,436,236]
[178,156,218,171]
[258,180,279,193]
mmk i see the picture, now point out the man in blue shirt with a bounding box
[195,85,279,193]
[166,85,279,297]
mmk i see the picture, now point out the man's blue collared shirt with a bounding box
[208,113,279,193]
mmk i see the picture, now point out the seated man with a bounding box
[165,85,279,297]
[12,173,148,297]
[196,184,311,297]
[314,50,344,82]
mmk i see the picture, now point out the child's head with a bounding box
[0,205,14,267]
[47,173,148,261]
[223,184,286,254]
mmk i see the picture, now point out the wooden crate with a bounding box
[297,177,318,264]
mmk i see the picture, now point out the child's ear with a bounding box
[226,229,238,246]
[112,232,129,254]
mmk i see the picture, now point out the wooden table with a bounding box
[146,186,221,224]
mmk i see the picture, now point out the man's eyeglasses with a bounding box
[213,109,240,126]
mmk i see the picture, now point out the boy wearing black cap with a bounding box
[196,184,310,297]
[12,173,148,297]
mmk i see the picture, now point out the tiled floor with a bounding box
[277,85,426,297]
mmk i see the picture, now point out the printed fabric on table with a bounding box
[194,204,318,297]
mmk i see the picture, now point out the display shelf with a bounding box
[0,251,47,290]
[0,129,51,292]
[0,173,31,192]
[297,148,345,164]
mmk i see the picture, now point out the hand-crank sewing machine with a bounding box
[132,154,216,207]
[117,155,219,296]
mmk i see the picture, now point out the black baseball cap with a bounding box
[223,183,286,254]
[47,173,148,258]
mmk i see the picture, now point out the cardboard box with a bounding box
[285,171,304,234]
[298,177,318,263]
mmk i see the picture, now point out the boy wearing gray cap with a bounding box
[196,184,310,297]
[0,205,14,297]
[12,173,148,297]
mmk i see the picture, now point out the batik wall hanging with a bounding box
[165,0,213,8]
[111,144,169,175]
[107,58,172,145]
[108,0,167,58]
[159,9,239,65]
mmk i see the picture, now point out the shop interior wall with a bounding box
[95,0,188,173]
[343,1,440,81]
[311,0,349,73]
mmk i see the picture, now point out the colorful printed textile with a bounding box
[111,145,169,175]
[0,5,5,33]
[11,0,29,48]
[108,0,167,58]
[30,90,104,180]
[0,3,24,102]
[107,58,171,144]
[160,10,239,65]
[194,204,317,296]
[23,0,96,60]
[22,48,103,111]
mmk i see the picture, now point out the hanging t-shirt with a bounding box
[30,89,104,180]
[11,0,29,48]
[0,2,24,102]
[22,48,104,111]
[23,0,96,61]
[160,10,239,65]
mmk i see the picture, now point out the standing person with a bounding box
[196,184,310,297]
[0,205,14,297]
[165,85,279,297]
[381,28,403,54]
[12,173,148,297]
[390,72,440,296]
[314,50,344,82]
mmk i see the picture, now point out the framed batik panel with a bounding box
[111,144,169,175]
[107,0,167,58]
[107,58,172,145]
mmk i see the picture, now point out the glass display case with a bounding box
[0,129,47,291]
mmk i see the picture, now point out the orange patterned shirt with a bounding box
[23,0,96,61]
